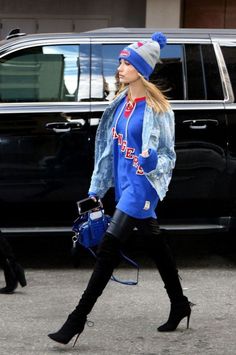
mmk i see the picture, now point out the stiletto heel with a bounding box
[186,313,190,329]
[158,300,195,332]
[48,313,87,345]
[72,333,80,347]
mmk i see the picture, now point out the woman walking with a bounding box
[48,32,193,346]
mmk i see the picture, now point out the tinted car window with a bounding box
[185,44,206,99]
[91,43,185,101]
[151,44,223,101]
[151,44,184,100]
[91,44,128,101]
[221,46,236,101]
[201,45,223,100]
[89,42,223,103]
[0,44,90,102]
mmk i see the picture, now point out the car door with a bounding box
[0,40,93,229]
[220,40,236,221]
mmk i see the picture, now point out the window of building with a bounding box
[0,44,90,103]
[221,46,236,101]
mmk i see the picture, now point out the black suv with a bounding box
[0,28,236,234]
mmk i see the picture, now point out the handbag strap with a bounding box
[87,247,139,286]
[110,251,139,285]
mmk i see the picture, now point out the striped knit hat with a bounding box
[119,32,166,79]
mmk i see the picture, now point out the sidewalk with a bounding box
[0,263,236,355]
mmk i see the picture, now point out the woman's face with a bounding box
[117,59,140,84]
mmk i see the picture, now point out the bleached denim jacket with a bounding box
[89,89,176,201]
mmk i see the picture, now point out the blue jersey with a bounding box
[112,96,159,219]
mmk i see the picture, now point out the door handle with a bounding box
[45,122,82,133]
[182,119,218,130]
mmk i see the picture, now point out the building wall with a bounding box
[183,0,236,28]
[1,0,235,40]
[0,0,146,38]
[146,0,181,28]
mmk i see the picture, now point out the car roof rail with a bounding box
[6,28,26,40]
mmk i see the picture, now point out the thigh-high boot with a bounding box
[48,233,122,345]
[143,219,193,332]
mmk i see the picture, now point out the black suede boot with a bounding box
[158,297,193,332]
[0,259,27,294]
[13,262,27,287]
[145,225,194,332]
[0,259,18,294]
[48,233,121,346]
[48,311,87,346]
[0,235,27,294]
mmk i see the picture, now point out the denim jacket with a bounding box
[89,90,176,201]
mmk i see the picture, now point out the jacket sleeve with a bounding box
[88,109,114,198]
[88,149,113,198]
[145,110,176,177]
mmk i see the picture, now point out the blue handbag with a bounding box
[72,207,139,286]
[72,210,111,248]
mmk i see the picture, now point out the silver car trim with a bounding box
[224,103,236,109]
[90,38,212,44]
[0,223,227,234]
[90,102,225,112]
[0,101,232,114]
[213,42,234,103]
[0,227,72,234]
[0,38,90,57]
[0,103,91,114]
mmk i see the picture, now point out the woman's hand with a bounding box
[141,149,149,157]
[90,195,103,210]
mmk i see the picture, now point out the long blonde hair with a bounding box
[117,75,170,114]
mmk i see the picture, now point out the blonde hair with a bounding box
[117,75,170,114]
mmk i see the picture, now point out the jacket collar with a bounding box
[108,88,128,111]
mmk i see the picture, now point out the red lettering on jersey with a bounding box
[118,133,123,146]
[112,127,118,139]
[125,147,135,159]
[132,155,139,167]
[136,165,144,175]
[121,140,127,152]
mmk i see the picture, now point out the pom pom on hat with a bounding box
[151,32,167,49]
[119,31,167,79]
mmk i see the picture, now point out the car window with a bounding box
[91,44,127,101]
[185,44,206,100]
[221,46,236,102]
[151,44,223,101]
[150,44,185,100]
[0,44,90,103]
[91,43,184,102]
[90,42,224,103]
[201,44,223,100]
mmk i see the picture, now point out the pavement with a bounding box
[1,250,236,355]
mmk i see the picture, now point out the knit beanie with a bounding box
[119,32,167,79]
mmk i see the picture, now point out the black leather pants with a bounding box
[74,209,184,318]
